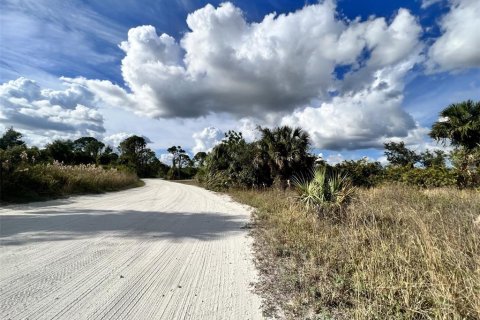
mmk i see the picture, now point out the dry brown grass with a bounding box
[42,161,141,193]
[2,161,142,202]
[230,185,480,319]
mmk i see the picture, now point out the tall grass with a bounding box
[230,185,480,319]
[2,161,141,202]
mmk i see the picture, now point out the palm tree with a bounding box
[430,100,480,151]
[430,100,480,187]
[258,126,312,187]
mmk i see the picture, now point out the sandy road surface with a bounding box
[0,180,263,319]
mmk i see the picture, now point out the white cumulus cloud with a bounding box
[237,118,260,142]
[6,2,459,153]
[281,58,420,150]
[77,2,422,123]
[103,132,134,148]
[192,126,224,154]
[325,153,345,165]
[428,0,480,71]
[159,153,174,165]
[0,77,105,146]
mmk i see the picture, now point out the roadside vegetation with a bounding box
[0,132,147,203]
[0,128,209,203]
[2,160,141,202]
[198,100,479,319]
[231,186,480,319]
[198,101,479,192]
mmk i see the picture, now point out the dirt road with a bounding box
[0,180,263,319]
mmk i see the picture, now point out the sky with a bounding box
[1,0,479,164]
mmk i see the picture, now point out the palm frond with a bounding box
[293,167,355,211]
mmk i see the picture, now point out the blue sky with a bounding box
[0,0,449,83]
[1,0,479,164]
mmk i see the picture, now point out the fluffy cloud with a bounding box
[237,118,260,142]
[159,153,174,165]
[281,58,420,150]
[192,126,224,154]
[79,2,421,122]
[325,153,345,165]
[384,125,452,154]
[428,0,480,71]
[103,132,133,148]
[0,77,105,145]
[376,155,389,166]
[191,118,264,154]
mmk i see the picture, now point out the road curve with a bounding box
[0,179,263,319]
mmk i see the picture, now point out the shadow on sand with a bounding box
[0,208,248,246]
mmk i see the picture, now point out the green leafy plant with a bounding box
[202,171,232,191]
[384,166,457,188]
[293,166,355,211]
[335,158,384,188]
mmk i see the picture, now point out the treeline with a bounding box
[0,132,154,202]
[0,132,161,177]
[338,100,479,189]
[197,100,479,190]
[195,128,473,190]
[197,127,314,189]
[0,131,198,179]
[0,129,208,201]
[1,100,478,201]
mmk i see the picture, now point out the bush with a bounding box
[335,159,384,188]
[293,166,355,212]
[450,147,480,189]
[384,166,457,188]
[202,171,233,191]
[201,131,269,189]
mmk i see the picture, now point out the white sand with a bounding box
[0,179,263,319]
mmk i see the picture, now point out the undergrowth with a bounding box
[1,161,142,203]
[230,185,480,319]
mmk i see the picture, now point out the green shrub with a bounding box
[335,159,384,188]
[405,167,457,188]
[293,166,355,211]
[450,147,480,189]
[202,171,233,191]
[384,166,457,188]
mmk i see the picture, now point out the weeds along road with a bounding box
[0,179,263,320]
